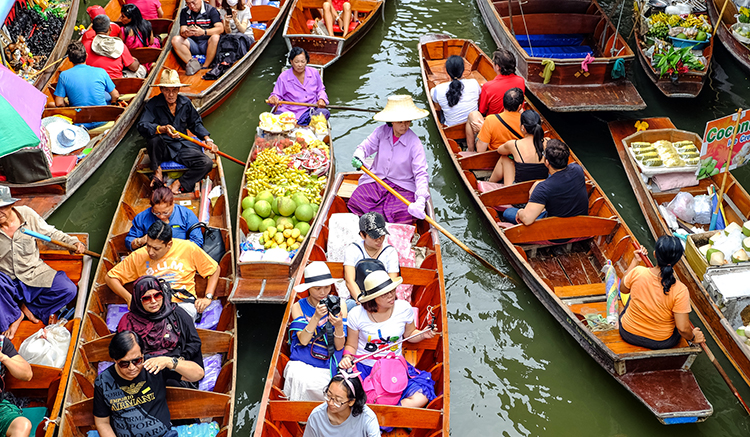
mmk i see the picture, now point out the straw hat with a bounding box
[0,186,19,208]
[358,270,403,303]
[294,261,343,293]
[151,68,189,88]
[373,95,429,123]
[44,117,90,155]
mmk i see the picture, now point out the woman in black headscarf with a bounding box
[117,275,203,387]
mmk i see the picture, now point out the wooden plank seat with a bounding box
[324,261,438,286]
[82,329,232,363]
[149,18,174,36]
[130,47,163,65]
[457,150,499,171]
[42,106,125,124]
[479,180,536,207]
[504,216,619,245]
[266,401,441,429]
[554,283,606,298]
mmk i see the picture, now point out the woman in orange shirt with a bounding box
[619,236,705,349]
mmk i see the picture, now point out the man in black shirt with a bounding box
[171,0,223,75]
[0,336,33,437]
[137,69,220,194]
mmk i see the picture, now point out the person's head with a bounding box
[293,261,341,302]
[359,212,388,251]
[119,3,141,24]
[149,180,175,223]
[445,55,465,108]
[109,331,144,381]
[324,373,367,417]
[654,236,684,295]
[492,48,516,76]
[0,187,19,225]
[186,0,203,13]
[145,221,173,260]
[520,109,544,160]
[385,121,411,137]
[358,270,402,312]
[288,47,309,74]
[502,87,524,113]
[131,275,172,315]
[159,86,180,104]
[543,139,569,171]
[67,41,87,65]
[226,0,244,11]
[92,14,111,34]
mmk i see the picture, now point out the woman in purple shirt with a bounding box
[267,47,329,126]
[350,95,431,224]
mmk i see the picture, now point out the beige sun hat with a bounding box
[373,95,429,123]
[91,34,125,59]
[150,68,190,88]
[358,270,403,303]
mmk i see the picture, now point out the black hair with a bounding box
[328,374,366,417]
[121,4,154,47]
[288,47,309,64]
[147,220,172,244]
[520,110,544,161]
[654,236,683,295]
[109,330,143,360]
[444,55,465,108]
[492,48,516,76]
[92,14,111,34]
[67,41,87,64]
[150,178,174,206]
[543,138,569,170]
[502,87,524,112]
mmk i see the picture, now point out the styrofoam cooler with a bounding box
[703,265,750,329]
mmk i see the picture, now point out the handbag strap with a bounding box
[187,222,208,234]
[494,113,523,140]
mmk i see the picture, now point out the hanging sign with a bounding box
[698,109,749,179]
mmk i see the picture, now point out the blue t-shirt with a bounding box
[54,64,115,107]
[528,163,588,218]
[125,204,203,250]
[289,298,347,374]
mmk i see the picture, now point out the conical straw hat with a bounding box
[373,95,429,122]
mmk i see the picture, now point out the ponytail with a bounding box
[520,110,545,161]
[654,236,683,295]
[444,55,465,108]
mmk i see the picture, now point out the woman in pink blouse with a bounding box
[267,47,329,126]
[126,0,163,20]
[119,4,161,49]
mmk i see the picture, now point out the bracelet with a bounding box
[333,332,345,338]
[304,326,315,334]
[156,126,162,134]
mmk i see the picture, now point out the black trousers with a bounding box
[146,136,213,192]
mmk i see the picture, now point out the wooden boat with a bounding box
[475,0,645,112]
[54,150,238,437]
[708,0,750,72]
[420,34,711,423]
[3,0,182,219]
[253,171,450,436]
[4,234,92,437]
[633,1,714,97]
[609,117,750,390]
[148,0,292,115]
[281,0,384,69]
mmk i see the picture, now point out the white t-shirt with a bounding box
[303,403,381,437]
[431,78,481,127]
[347,300,414,367]
[343,240,399,273]
[220,7,254,36]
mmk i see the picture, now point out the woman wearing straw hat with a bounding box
[339,270,437,408]
[284,262,348,401]
[350,95,430,224]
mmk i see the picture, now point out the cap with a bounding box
[359,212,388,239]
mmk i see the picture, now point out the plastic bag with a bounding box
[18,321,71,368]
[198,354,222,392]
[714,229,744,260]
[659,204,679,230]
[693,194,712,224]
[666,192,695,223]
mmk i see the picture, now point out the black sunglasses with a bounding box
[141,291,164,303]
[117,356,144,369]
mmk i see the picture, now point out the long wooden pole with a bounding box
[631,240,750,414]
[174,131,246,166]
[359,166,516,283]
[28,56,66,79]
[21,228,100,258]
[264,99,379,113]
[714,0,731,37]
[711,108,743,230]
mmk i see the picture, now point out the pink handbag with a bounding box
[361,352,408,405]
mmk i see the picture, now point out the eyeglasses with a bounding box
[323,391,348,408]
[152,209,172,217]
[116,356,144,369]
[141,291,164,303]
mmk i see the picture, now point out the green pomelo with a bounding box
[291,193,310,207]
[278,197,297,216]
[241,209,256,227]
[295,204,314,222]
[272,197,280,215]
[247,214,263,232]
[241,196,255,210]
[254,200,272,218]
[676,32,687,39]
[696,31,707,41]
[295,222,311,237]
[259,218,276,233]
[292,217,299,226]
[255,190,274,204]
[311,203,320,214]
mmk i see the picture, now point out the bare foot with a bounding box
[3,313,24,339]
[151,167,164,188]
[169,179,181,194]
[20,304,40,324]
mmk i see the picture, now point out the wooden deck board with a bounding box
[554,283,606,298]
[558,252,601,285]
[528,257,571,287]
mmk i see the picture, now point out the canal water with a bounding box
[56,0,750,434]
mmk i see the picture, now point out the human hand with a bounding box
[407,197,426,220]
[633,245,648,259]
[144,356,172,374]
[206,139,218,153]
[195,297,211,313]
[339,355,353,369]
[692,327,705,344]
[165,125,180,139]
[132,236,146,250]
[74,241,86,254]
[268,95,279,105]
[314,303,327,320]
[351,157,363,170]
[317,99,327,108]
[329,310,344,329]
[420,326,437,340]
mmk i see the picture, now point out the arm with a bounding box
[495,139,515,155]
[0,353,33,381]
[294,302,326,346]
[105,274,132,306]
[207,21,224,36]
[186,104,211,140]
[404,321,437,343]
[354,127,383,161]
[410,139,430,199]
[675,313,704,343]
[329,304,347,350]
[313,69,328,105]
[143,355,205,382]
[338,327,360,369]
[195,272,220,313]
[137,99,161,138]
[476,139,489,153]
[157,7,164,17]
[234,14,249,34]
[122,48,140,72]
[476,120,492,153]
[53,96,66,107]
[25,208,84,251]
[109,89,120,104]
[177,311,203,359]
[94,417,118,437]
[516,202,545,226]
[125,214,147,251]
[343,265,361,302]
[179,25,190,38]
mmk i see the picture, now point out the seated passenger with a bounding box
[172,0,224,76]
[431,55,481,127]
[0,335,34,437]
[105,221,219,321]
[303,373,380,437]
[620,237,705,349]
[53,42,120,109]
[267,47,329,125]
[94,331,204,437]
[284,262,347,401]
[475,87,523,153]
[220,0,255,39]
[503,139,588,225]
[488,109,548,185]
[81,6,121,44]
[119,4,162,49]
[117,275,203,388]
[0,187,85,339]
[339,270,437,408]
[465,49,525,151]
[126,181,203,251]
[126,0,164,20]
[322,0,352,38]
[84,15,144,79]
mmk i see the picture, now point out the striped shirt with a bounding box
[179,1,221,41]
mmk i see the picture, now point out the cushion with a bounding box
[385,223,415,302]
[515,33,585,47]
[327,213,361,299]
[106,304,129,332]
[477,181,504,193]
[161,161,188,171]
[524,45,594,59]
[50,155,78,177]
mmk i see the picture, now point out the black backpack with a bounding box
[352,243,395,293]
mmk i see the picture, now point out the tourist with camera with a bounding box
[283,262,348,401]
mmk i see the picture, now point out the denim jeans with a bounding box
[502,207,548,224]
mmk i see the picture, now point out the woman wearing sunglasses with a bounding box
[302,373,380,437]
[94,331,203,437]
[117,276,204,388]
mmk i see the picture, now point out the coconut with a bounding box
[706,248,726,266]
[739,326,747,338]
[725,222,742,235]
[710,232,727,245]
[699,244,711,257]
[732,249,750,263]
[743,221,750,237]
[744,237,750,252]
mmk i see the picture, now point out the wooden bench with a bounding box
[554,283,606,299]
[504,216,618,245]
[479,180,536,208]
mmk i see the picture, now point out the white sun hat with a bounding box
[44,117,90,155]
[373,95,429,123]
[358,270,403,303]
[294,261,343,293]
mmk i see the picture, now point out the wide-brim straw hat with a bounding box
[373,95,429,123]
[294,261,343,293]
[44,117,90,155]
[358,270,403,303]
[150,68,189,88]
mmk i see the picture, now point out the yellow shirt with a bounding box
[621,266,690,341]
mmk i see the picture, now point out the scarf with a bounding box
[120,276,181,355]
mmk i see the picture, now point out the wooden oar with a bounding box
[174,131,246,166]
[710,108,743,231]
[21,228,100,258]
[359,165,516,283]
[630,239,750,415]
[714,0,731,37]
[264,99,378,113]
[28,56,67,79]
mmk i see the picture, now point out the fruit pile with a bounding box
[647,12,712,35]
[241,190,318,252]
[259,112,296,132]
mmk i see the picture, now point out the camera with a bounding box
[322,295,341,317]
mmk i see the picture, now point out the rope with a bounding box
[611,0,627,56]
[518,0,533,57]
[611,58,625,79]
[541,59,555,83]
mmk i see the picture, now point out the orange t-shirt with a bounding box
[620,266,690,341]
[477,112,522,151]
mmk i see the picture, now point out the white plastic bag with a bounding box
[666,192,695,223]
[18,321,71,368]
[693,195,712,224]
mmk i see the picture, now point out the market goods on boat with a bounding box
[708,0,750,72]
[253,171,450,436]
[420,34,712,423]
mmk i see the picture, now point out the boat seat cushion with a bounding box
[515,33,585,47]
[88,421,220,437]
[97,354,223,392]
[50,155,78,177]
[524,46,594,59]
[477,181,504,193]
[306,19,359,34]
[106,301,222,331]
[161,161,189,171]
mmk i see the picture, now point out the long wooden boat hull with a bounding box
[420,34,711,423]
[475,0,645,112]
[282,0,384,68]
[253,171,450,436]
[55,150,238,437]
[708,0,750,72]
[609,117,750,391]
[26,0,81,90]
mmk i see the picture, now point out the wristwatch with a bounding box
[205,293,214,300]
[171,357,179,370]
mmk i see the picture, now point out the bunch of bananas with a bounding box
[682,14,712,32]
[647,21,669,39]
